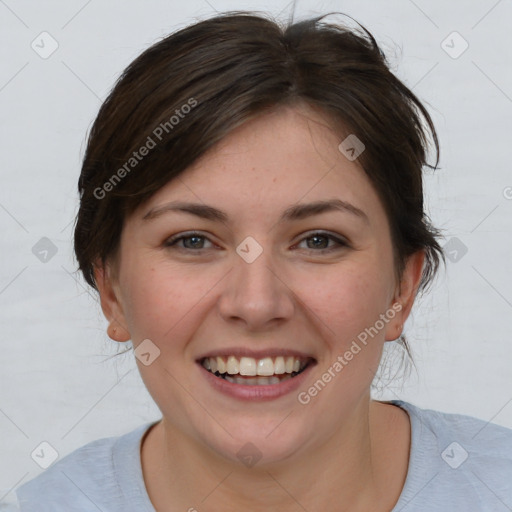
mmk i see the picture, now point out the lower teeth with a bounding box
[211,370,301,385]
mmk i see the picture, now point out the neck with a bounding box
[141,397,410,512]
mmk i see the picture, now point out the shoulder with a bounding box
[390,400,512,511]
[399,399,512,458]
[15,421,157,512]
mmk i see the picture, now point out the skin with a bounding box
[94,103,424,511]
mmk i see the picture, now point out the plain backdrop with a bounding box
[1,0,511,506]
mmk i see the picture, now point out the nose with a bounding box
[217,244,295,331]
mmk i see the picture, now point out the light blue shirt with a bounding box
[14,400,512,511]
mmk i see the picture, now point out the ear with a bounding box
[384,250,425,342]
[93,258,131,342]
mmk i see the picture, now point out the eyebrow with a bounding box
[142,198,369,225]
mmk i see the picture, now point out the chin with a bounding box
[198,417,311,468]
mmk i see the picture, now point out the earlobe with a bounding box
[384,301,404,342]
[106,322,130,342]
[93,259,131,343]
[384,250,425,342]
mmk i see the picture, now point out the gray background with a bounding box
[1,0,511,506]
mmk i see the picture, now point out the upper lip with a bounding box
[196,348,316,362]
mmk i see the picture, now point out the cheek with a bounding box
[120,262,204,345]
[299,262,391,350]
[121,255,244,364]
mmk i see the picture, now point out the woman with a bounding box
[16,10,512,511]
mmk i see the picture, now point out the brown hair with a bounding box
[73,11,445,363]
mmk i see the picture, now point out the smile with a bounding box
[200,355,313,386]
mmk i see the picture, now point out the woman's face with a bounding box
[97,104,421,465]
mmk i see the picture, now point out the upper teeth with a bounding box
[202,356,306,376]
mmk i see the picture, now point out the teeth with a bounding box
[225,375,291,385]
[240,357,257,376]
[274,356,285,374]
[202,355,309,377]
[257,357,274,376]
[226,356,239,375]
[216,356,226,374]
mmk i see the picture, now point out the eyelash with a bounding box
[163,231,349,253]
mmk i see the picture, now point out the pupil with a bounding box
[309,235,327,249]
[186,236,203,248]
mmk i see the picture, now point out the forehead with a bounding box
[131,104,387,228]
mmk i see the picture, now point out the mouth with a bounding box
[199,355,314,386]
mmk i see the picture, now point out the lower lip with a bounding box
[198,362,315,401]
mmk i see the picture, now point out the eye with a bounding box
[294,231,349,253]
[164,231,215,251]
[163,230,349,254]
